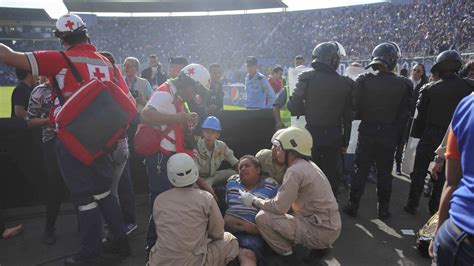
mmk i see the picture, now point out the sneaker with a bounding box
[124,223,138,235]
[343,204,358,218]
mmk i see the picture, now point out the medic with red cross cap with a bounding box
[0,13,133,265]
[140,63,218,256]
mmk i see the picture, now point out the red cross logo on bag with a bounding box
[187,68,195,76]
[93,68,106,80]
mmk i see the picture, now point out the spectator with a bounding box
[168,56,188,78]
[429,93,474,265]
[400,68,408,78]
[268,66,284,94]
[141,54,167,88]
[27,77,69,245]
[207,63,224,115]
[295,55,305,68]
[459,60,474,79]
[123,57,153,112]
[11,68,36,118]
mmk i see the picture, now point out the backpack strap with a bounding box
[59,51,84,84]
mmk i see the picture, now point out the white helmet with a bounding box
[54,14,87,39]
[180,64,211,90]
[274,126,313,158]
[167,153,199,187]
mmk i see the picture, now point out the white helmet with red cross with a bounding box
[179,64,211,90]
[54,14,87,39]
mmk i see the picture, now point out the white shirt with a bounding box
[146,81,178,152]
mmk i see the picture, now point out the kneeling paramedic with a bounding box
[240,127,341,263]
[148,153,239,266]
[0,14,134,264]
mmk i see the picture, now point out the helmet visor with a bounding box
[388,41,402,58]
[334,41,346,57]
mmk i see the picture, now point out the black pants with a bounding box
[42,138,69,232]
[312,145,340,195]
[118,159,136,224]
[429,165,446,215]
[349,123,398,211]
[407,127,446,209]
[395,119,411,164]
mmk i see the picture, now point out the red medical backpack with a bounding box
[54,52,137,165]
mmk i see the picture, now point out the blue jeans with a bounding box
[144,153,173,252]
[434,218,474,266]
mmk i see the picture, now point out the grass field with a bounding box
[0,85,245,118]
[0,86,14,118]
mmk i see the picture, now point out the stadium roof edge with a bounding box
[0,7,52,21]
[64,0,287,13]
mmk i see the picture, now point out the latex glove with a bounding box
[239,190,256,207]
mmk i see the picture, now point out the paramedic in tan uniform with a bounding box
[148,153,239,266]
[240,127,341,262]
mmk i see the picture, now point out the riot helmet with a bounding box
[366,42,401,71]
[311,41,346,70]
[430,50,462,74]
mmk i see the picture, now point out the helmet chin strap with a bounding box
[284,150,290,167]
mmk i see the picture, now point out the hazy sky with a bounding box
[0,0,385,18]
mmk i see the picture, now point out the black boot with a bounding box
[64,254,119,266]
[302,248,330,264]
[42,227,56,245]
[396,163,402,175]
[103,238,131,259]
[343,204,358,218]
[403,203,417,215]
[378,209,392,220]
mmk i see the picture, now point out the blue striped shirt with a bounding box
[225,175,279,224]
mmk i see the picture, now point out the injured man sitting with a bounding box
[224,155,279,266]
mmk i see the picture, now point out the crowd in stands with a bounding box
[0,0,472,85]
[88,0,471,69]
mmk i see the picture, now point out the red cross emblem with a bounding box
[187,68,195,76]
[64,20,75,30]
[93,68,106,80]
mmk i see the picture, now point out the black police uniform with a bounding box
[348,71,413,215]
[406,76,474,211]
[288,62,355,195]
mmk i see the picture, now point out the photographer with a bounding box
[141,54,167,88]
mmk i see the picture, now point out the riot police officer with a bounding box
[404,50,474,215]
[287,41,355,196]
[343,42,413,219]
